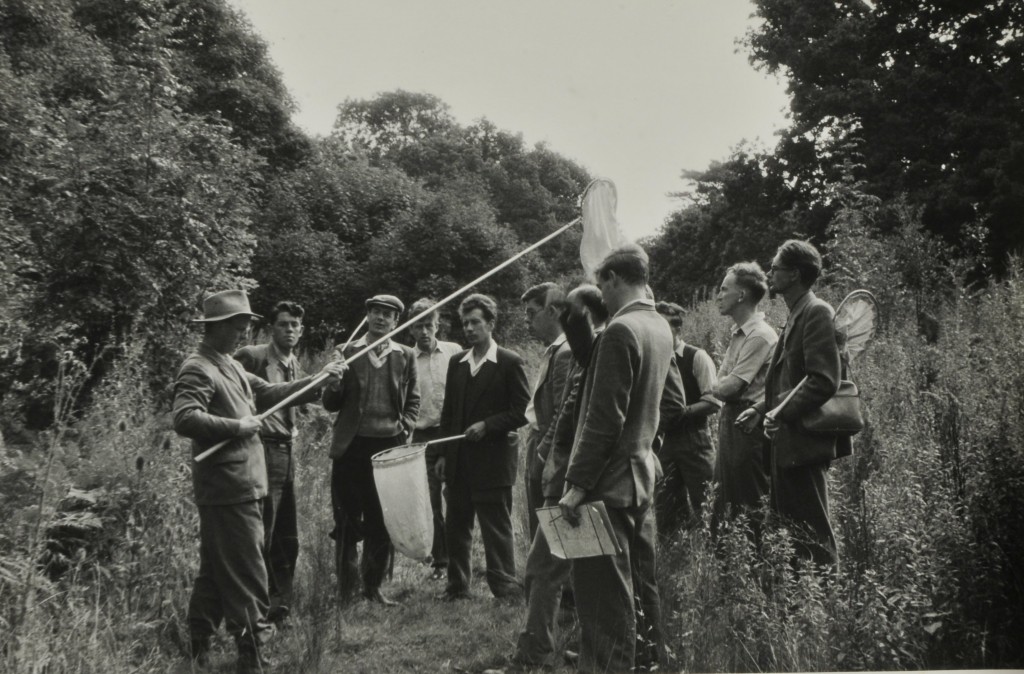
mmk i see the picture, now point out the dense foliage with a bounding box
[649,0,1024,301]
[0,0,590,434]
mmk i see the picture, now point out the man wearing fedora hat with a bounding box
[323,294,420,606]
[173,290,348,673]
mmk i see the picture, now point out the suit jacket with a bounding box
[322,340,420,459]
[440,345,530,495]
[755,290,852,467]
[532,338,574,462]
[564,301,675,509]
[173,343,319,505]
[234,343,308,439]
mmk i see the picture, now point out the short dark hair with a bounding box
[776,239,822,286]
[521,282,566,311]
[655,301,685,327]
[408,298,439,321]
[569,284,609,324]
[459,293,498,322]
[595,244,649,286]
[270,301,304,324]
[726,262,769,304]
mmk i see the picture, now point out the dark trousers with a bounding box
[571,503,659,674]
[261,438,298,614]
[415,426,448,569]
[770,451,838,569]
[523,427,545,539]
[656,425,714,536]
[330,434,403,600]
[714,403,770,522]
[188,500,271,643]
[444,456,520,598]
[514,497,572,666]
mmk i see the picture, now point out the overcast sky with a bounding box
[230,0,791,240]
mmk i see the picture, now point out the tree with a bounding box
[745,0,1024,273]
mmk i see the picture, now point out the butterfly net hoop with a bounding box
[579,178,631,281]
[834,289,878,365]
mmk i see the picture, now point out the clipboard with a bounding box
[536,502,622,560]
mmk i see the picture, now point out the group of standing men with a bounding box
[172,237,850,673]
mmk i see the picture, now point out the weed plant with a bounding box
[2,271,1024,671]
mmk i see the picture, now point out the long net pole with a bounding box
[195,217,581,462]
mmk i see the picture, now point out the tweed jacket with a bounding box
[173,343,320,506]
[564,301,675,509]
[531,338,574,459]
[440,345,530,495]
[755,290,852,467]
[322,339,420,460]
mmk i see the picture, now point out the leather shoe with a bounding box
[436,590,470,602]
[363,589,399,606]
[189,637,211,668]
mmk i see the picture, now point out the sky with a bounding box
[230,0,792,240]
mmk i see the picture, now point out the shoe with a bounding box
[266,605,290,627]
[363,588,399,606]
[429,566,446,581]
[189,637,211,668]
[235,647,273,674]
[436,590,471,602]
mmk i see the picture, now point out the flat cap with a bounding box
[365,294,404,314]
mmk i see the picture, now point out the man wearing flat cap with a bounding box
[173,290,347,673]
[323,294,420,606]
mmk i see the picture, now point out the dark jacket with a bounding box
[440,345,530,494]
[173,343,319,505]
[755,290,852,467]
[322,340,420,460]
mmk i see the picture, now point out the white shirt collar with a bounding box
[460,338,498,375]
[549,332,567,349]
[353,335,398,356]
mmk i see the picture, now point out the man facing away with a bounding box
[234,300,308,625]
[520,282,573,539]
[407,298,462,581]
[173,290,346,673]
[323,294,420,606]
[739,240,848,569]
[653,301,722,536]
[712,263,777,525]
[559,245,675,674]
[436,293,530,600]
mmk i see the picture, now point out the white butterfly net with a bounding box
[579,178,631,281]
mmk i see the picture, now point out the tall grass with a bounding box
[2,272,1023,671]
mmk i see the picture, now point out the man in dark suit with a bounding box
[739,240,848,569]
[435,293,530,600]
[323,294,420,605]
[520,282,573,538]
[234,300,307,625]
[559,245,676,674]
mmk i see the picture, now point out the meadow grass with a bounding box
[3,276,1024,672]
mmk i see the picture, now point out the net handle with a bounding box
[195,219,580,463]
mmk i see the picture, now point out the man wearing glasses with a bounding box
[738,241,847,570]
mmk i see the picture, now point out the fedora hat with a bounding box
[365,294,404,314]
[192,290,262,323]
